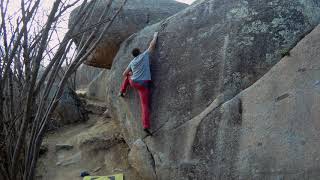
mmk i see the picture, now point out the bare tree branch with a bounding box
[0,0,127,179]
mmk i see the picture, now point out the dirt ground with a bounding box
[36,98,141,180]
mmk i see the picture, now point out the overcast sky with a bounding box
[6,0,196,44]
[6,0,195,34]
[7,0,195,14]
[177,0,195,4]
[5,0,195,65]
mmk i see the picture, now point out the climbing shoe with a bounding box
[118,92,125,97]
[144,128,152,136]
[80,171,90,177]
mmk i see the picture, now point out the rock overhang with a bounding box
[68,0,188,69]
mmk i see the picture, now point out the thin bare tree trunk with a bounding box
[0,0,127,179]
[10,2,62,178]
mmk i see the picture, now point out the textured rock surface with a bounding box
[128,139,156,180]
[232,25,320,179]
[37,114,142,180]
[69,0,187,68]
[53,86,88,126]
[84,99,107,115]
[87,70,109,101]
[76,64,104,89]
[106,0,320,179]
[178,24,320,179]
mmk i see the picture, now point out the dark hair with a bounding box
[131,48,141,57]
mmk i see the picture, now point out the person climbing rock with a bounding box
[118,32,158,136]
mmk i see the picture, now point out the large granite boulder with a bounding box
[128,139,156,180]
[189,25,320,179]
[106,0,320,179]
[53,86,88,126]
[230,25,320,179]
[69,0,187,68]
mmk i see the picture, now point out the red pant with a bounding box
[120,76,151,129]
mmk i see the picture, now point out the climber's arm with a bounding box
[147,32,158,53]
[122,66,132,77]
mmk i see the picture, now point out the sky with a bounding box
[4,0,196,65]
[5,0,196,44]
[7,0,196,15]
[6,0,196,35]
[177,0,195,4]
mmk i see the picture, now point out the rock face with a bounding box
[69,0,187,68]
[106,0,320,179]
[87,70,109,101]
[128,139,156,180]
[191,25,320,179]
[76,64,104,89]
[53,86,88,126]
[232,25,320,179]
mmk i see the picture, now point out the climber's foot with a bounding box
[118,92,125,97]
[143,128,152,136]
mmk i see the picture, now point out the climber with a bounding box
[118,32,158,136]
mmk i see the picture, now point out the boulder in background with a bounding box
[69,0,188,68]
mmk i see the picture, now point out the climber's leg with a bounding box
[130,80,151,129]
[138,86,150,129]
[119,75,131,95]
